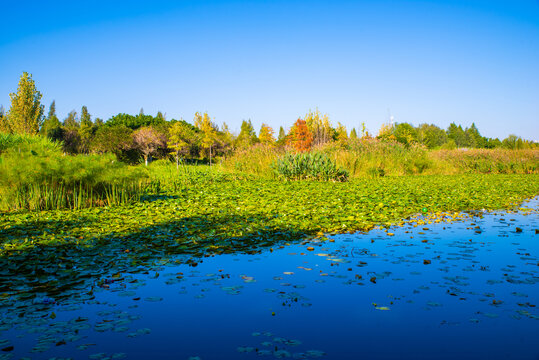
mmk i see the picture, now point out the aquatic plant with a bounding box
[272,152,349,181]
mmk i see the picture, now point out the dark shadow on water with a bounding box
[0,213,312,309]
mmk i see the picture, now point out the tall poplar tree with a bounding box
[7,72,44,134]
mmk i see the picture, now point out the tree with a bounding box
[7,72,44,134]
[41,100,63,141]
[0,106,9,133]
[91,125,133,157]
[236,119,258,148]
[288,118,313,152]
[80,106,92,127]
[304,108,332,146]
[335,122,348,142]
[349,128,358,140]
[133,126,167,165]
[447,123,466,148]
[393,123,417,146]
[64,110,79,129]
[194,112,219,165]
[417,123,447,149]
[107,113,165,130]
[278,126,286,141]
[156,111,165,122]
[168,121,198,168]
[258,123,275,144]
[464,123,485,148]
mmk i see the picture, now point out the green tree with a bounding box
[156,111,165,122]
[41,100,63,141]
[64,110,79,129]
[7,72,44,134]
[236,119,258,148]
[91,125,133,157]
[393,123,417,146]
[417,123,447,149]
[447,123,466,148]
[80,106,92,127]
[464,123,485,148]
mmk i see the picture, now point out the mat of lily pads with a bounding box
[0,198,539,360]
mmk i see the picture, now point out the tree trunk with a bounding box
[144,155,148,166]
[209,145,212,167]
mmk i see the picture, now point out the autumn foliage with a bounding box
[288,118,313,152]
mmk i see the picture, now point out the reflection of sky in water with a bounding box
[1,199,538,360]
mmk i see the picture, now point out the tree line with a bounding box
[1,72,536,166]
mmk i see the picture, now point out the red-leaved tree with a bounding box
[288,118,313,152]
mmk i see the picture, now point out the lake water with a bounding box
[1,199,538,360]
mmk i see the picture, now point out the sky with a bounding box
[0,0,538,140]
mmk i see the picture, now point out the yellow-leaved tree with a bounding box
[304,108,332,146]
[258,123,275,144]
[168,120,198,168]
[194,112,219,166]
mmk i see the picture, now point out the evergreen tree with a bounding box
[7,72,44,134]
[41,100,63,141]
[349,128,358,140]
[79,106,94,153]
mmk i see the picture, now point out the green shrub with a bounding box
[272,153,349,181]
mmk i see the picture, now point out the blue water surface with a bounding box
[0,200,537,360]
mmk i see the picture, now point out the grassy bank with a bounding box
[223,140,539,178]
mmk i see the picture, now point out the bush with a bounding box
[272,153,349,181]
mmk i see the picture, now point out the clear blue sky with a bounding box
[1,0,538,140]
